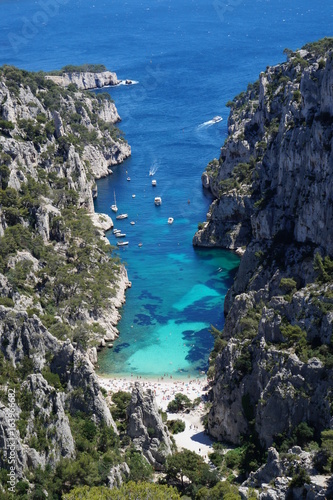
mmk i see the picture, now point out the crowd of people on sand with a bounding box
[98,373,208,411]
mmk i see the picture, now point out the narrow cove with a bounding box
[94,83,240,380]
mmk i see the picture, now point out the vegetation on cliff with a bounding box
[194,38,333,497]
[0,66,134,498]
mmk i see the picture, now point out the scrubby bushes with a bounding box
[167,419,185,434]
[167,393,193,413]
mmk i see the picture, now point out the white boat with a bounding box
[130,221,135,225]
[113,229,121,234]
[152,179,157,186]
[117,241,129,246]
[212,115,222,123]
[111,191,118,212]
[154,197,162,206]
[132,194,136,198]
[115,233,126,238]
[138,243,143,247]
[168,217,174,224]
[127,177,131,181]
[116,213,128,220]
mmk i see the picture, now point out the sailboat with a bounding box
[111,191,118,212]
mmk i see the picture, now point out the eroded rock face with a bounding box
[46,70,119,90]
[127,383,172,470]
[194,45,333,450]
[0,309,117,473]
[22,374,75,466]
[243,446,332,500]
[51,341,116,430]
[107,462,130,489]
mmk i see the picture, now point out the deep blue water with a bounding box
[1,0,332,378]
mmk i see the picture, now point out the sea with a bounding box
[0,0,332,379]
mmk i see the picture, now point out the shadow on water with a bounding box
[113,342,131,353]
[133,313,156,326]
[184,327,213,368]
[139,290,163,303]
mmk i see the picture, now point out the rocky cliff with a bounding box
[0,65,131,488]
[45,65,120,90]
[127,383,173,471]
[193,38,333,488]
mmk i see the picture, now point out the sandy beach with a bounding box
[98,375,214,461]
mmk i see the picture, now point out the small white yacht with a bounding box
[115,233,126,238]
[130,221,135,225]
[168,217,174,224]
[116,213,128,220]
[117,241,129,246]
[152,179,157,186]
[212,115,222,123]
[127,177,131,181]
[154,197,162,206]
[113,229,121,234]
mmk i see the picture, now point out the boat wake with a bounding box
[198,116,223,129]
[149,164,159,176]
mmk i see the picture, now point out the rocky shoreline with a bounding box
[0,66,132,480]
[192,39,333,498]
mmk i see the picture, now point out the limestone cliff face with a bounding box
[127,383,173,471]
[193,41,333,449]
[45,70,119,90]
[0,67,131,477]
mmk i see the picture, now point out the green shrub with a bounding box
[224,448,243,470]
[41,369,64,390]
[167,393,192,413]
[167,419,185,434]
[0,297,14,307]
[289,467,310,488]
[279,277,297,293]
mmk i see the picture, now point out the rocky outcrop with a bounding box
[127,383,172,470]
[0,307,117,475]
[45,70,119,90]
[243,447,331,500]
[193,41,333,457]
[107,462,130,489]
[51,340,116,430]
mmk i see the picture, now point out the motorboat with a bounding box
[111,190,118,212]
[115,233,126,238]
[212,115,222,123]
[132,194,136,198]
[130,221,135,225]
[116,213,128,220]
[117,241,129,246]
[168,217,174,224]
[113,229,121,234]
[138,243,143,247]
[154,197,162,206]
[127,177,131,181]
[152,179,157,186]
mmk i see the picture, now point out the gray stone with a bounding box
[127,383,172,470]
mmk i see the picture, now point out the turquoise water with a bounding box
[1,0,332,378]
